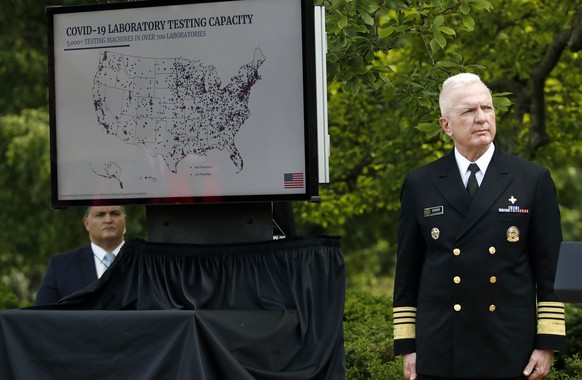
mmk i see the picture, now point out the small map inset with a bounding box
[92,48,266,173]
[91,161,124,189]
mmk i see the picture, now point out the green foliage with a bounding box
[299,0,511,246]
[0,0,91,115]
[344,288,401,379]
[0,284,21,310]
[548,304,582,379]
[343,289,582,379]
[1,0,582,355]
[321,0,494,95]
[0,108,147,304]
[562,305,582,362]
[0,109,83,301]
[557,355,582,380]
[344,239,395,290]
[0,2,580,377]
[298,0,582,269]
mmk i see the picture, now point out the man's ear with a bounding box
[439,116,452,136]
[83,217,90,232]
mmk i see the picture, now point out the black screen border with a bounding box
[47,0,318,208]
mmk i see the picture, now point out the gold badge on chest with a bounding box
[506,226,520,242]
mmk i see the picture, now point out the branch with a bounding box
[568,12,582,52]
[529,41,566,151]
[488,77,529,153]
[529,11,582,155]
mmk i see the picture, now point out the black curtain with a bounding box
[2,236,345,379]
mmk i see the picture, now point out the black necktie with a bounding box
[467,163,480,199]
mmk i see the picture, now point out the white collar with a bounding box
[91,241,124,260]
[454,143,495,174]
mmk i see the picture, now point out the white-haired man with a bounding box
[393,73,565,380]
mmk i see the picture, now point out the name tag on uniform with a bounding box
[424,206,444,217]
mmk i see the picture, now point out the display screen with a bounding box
[47,0,318,207]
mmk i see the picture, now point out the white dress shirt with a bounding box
[454,143,495,188]
[91,241,124,278]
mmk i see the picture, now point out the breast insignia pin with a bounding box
[431,227,440,240]
[506,226,520,242]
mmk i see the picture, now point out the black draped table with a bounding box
[0,236,346,380]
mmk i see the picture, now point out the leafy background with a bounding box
[1,0,582,377]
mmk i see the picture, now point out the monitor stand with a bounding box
[146,202,273,245]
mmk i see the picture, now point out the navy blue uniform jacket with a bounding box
[35,245,97,305]
[392,148,566,378]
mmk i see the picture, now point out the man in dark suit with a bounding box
[392,73,565,380]
[35,205,126,305]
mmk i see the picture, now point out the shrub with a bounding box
[344,290,582,379]
[0,283,21,310]
[344,288,398,378]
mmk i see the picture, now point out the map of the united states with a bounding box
[92,48,265,173]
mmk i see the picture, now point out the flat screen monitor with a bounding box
[47,0,318,207]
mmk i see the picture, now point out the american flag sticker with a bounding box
[284,172,304,189]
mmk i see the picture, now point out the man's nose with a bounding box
[475,108,487,123]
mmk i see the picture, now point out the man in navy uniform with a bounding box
[35,205,126,305]
[392,73,565,379]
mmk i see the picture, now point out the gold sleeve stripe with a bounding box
[394,324,415,340]
[538,305,564,311]
[393,318,416,324]
[537,319,566,336]
[537,301,565,308]
[393,307,417,313]
[393,306,416,340]
[394,312,416,318]
[538,312,565,320]
[538,308,565,314]
[538,307,564,315]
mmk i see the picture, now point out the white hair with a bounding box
[439,73,487,116]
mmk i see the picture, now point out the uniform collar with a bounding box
[454,143,495,181]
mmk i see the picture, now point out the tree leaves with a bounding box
[301,0,582,256]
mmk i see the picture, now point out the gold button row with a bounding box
[453,304,497,312]
[452,276,497,284]
[452,247,497,256]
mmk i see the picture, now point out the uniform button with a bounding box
[454,304,462,312]
[453,276,461,284]
[489,304,496,312]
[453,248,461,256]
[489,247,496,254]
[489,276,497,284]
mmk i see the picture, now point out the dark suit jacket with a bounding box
[35,245,98,305]
[392,147,566,378]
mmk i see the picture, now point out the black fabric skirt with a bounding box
[23,236,346,379]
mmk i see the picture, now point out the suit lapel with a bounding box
[456,150,513,240]
[433,149,513,241]
[434,153,472,216]
[80,246,98,284]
